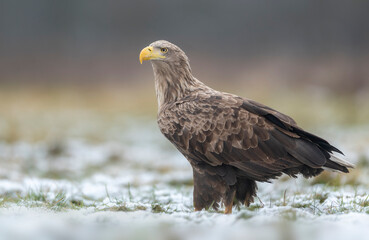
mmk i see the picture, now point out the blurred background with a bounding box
[1,0,369,118]
[0,0,368,182]
[1,0,369,184]
[1,0,369,130]
[0,1,369,240]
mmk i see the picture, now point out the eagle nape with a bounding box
[139,40,354,214]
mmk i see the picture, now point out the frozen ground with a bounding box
[0,116,368,240]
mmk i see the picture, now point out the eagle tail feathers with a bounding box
[323,154,354,173]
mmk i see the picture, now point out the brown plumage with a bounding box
[139,40,354,213]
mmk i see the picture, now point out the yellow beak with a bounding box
[139,46,165,64]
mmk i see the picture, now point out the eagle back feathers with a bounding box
[158,90,347,181]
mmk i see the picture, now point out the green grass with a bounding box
[236,212,253,220]
[0,189,86,211]
[0,185,368,219]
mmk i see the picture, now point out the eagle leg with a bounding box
[235,178,258,207]
[224,188,236,214]
[224,205,233,214]
[192,166,226,211]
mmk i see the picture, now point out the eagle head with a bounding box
[139,40,189,65]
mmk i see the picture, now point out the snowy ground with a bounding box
[0,115,368,240]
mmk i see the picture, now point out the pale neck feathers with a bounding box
[152,60,206,108]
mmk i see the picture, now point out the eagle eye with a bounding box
[160,48,168,53]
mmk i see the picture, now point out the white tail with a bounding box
[330,154,355,169]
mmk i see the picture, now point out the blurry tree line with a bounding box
[0,0,368,92]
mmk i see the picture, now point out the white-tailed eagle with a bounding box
[139,40,353,214]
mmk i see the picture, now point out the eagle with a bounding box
[139,40,354,214]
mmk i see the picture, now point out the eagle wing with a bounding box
[158,92,347,182]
